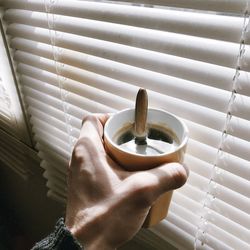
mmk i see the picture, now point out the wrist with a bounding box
[69,227,114,250]
[82,240,114,250]
[66,211,114,250]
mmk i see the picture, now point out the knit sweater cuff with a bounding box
[31,218,83,250]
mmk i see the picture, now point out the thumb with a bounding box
[123,163,188,209]
[147,162,189,197]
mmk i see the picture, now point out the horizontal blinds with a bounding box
[10,38,250,118]
[5,24,250,96]
[4,9,250,71]
[3,0,250,249]
[103,0,249,14]
[3,0,249,43]
[11,46,250,156]
[10,51,250,135]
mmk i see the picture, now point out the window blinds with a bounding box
[2,0,250,249]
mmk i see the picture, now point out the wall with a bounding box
[0,162,63,244]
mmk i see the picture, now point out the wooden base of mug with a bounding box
[142,190,173,228]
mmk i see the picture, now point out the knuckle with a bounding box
[70,138,99,177]
[171,164,188,189]
[71,140,87,164]
[82,114,99,126]
[81,114,103,139]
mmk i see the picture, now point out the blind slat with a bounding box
[205,221,249,250]
[108,0,249,14]
[26,95,81,130]
[19,65,130,111]
[173,192,249,231]
[42,163,66,183]
[5,0,249,14]
[5,9,249,69]
[187,139,250,173]
[43,168,66,185]
[7,24,250,96]
[187,172,250,215]
[23,81,114,115]
[41,158,66,175]
[178,182,248,220]
[46,179,67,197]
[34,133,70,159]
[32,127,70,152]
[4,0,246,43]
[12,51,233,132]
[170,200,249,244]
[37,148,68,169]
[31,117,70,144]
[13,38,248,116]
[151,221,198,250]
[185,154,249,186]
[188,170,249,203]
[16,42,248,121]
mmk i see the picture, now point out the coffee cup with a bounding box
[104,108,188,227]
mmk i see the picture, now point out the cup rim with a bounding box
[104,108,189,158]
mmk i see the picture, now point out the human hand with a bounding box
[65,114,188,250]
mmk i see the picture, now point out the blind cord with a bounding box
[193,8,250,249]
[44,0,75,156]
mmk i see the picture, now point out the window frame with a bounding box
[0,9,32,145]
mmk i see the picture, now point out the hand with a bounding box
[65,114,188,250]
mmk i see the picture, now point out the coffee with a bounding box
[113,123,180,156]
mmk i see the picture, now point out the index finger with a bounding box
[79,113,110,151]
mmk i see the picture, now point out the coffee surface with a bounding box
[114,123,180,156]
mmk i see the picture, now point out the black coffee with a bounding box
[114,123,179,155]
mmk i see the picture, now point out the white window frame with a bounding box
[0,9,32,145]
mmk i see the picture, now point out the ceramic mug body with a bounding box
[104,108,189,227]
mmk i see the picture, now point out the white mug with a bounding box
[104,108,189,227]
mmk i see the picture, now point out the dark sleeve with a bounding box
[31,218,83,250]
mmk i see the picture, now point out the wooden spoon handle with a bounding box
[134,88,148,138]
